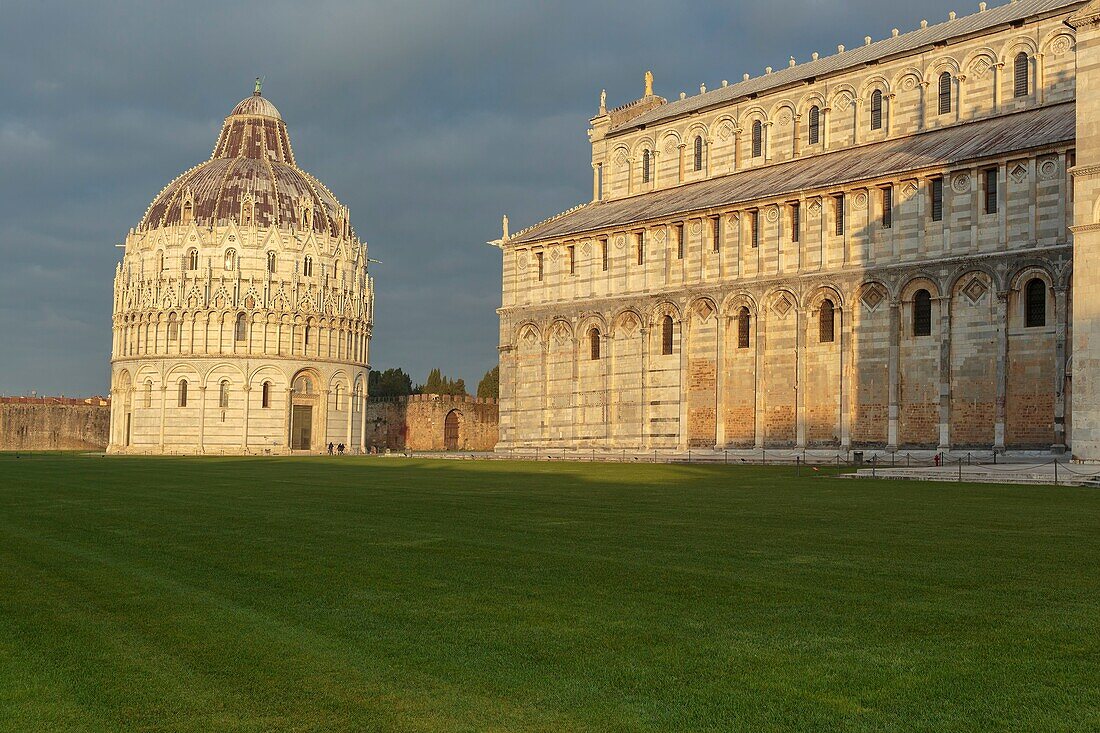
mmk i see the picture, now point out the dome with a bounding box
[139,90,352,239]
[230,92,282,120]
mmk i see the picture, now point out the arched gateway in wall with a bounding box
[107,85,375,455]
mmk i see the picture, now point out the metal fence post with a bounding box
[1054,460,1059,487]
[796,456,801,477]
[958,458,963,483]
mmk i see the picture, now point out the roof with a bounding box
[512,102,1075,245]
[231,92,282,120]
[138,92,353,239]
[609,0,1082,135]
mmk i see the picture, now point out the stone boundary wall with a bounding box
[364,394,499,452]
[0,398,112,451]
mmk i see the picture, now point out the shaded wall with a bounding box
[0,399,111,451]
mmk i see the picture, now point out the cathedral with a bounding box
[497,0,1100,459]
[108,84,374,454]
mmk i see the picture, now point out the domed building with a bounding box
[108,84,374,454]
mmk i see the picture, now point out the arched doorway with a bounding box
[289,371,320,451]
[444,409,461,450]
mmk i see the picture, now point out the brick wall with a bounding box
[363,394,499,452]
[0,398,111,450]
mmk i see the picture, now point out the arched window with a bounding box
[642,149,652,183]
[224,249,236,271]
[661,315,674,355]
[219,380,229,409]
[187,249,199,271]
[738,307,751,349]
[808,106,821,145]
[913,289,932,337]
[819,300,835,343]
[304,320,312,346]
[303,256,313,277]
[589,327,601,360]
[751,121,763,158]
[178,379,188,407]
[938,72,952,115]
[144,380,153,409]
[235,312,247,342]
[267,251,277,274]
[181,200,193,225]
[334,384,343,411]
[261,381,271,409]
[1025,278,1047,328]
[167,312,178,342]
[693,136,703,172]
[157,251,165,272]
[1014,52,1030,98]
[870,90,883,131]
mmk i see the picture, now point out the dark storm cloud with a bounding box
[0,0,970,395]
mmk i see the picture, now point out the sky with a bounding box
[0,0,972,396]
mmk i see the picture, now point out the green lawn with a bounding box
[0,455,1096,732]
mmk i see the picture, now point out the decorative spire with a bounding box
[254,76,263,96]
[644,70,654,98]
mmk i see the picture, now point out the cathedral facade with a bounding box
[497,0,1100,457]
[108,86,374,454]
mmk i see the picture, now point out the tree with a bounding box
[367,368,414,399]
[421,369,467,396]
[477,365,499,399]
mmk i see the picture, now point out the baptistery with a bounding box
[109,83,374,454]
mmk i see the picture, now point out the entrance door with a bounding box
[292,405,313,450]
[444,410,460,450]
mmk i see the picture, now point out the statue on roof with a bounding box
[600,89,607,114]
[254,76,263,95]
[645,70,654,98]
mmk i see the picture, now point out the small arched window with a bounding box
[219,380,229,409]
[334,384,343,411]
[144,380,153,409]
[224,249,236,271]
[157,251,165,272]
[261,381,271,409]
[303,256,313,277]
[870,90,883,131]
[938,72,952,115]
[738,307,751,349]
[267,251,277,274]
[181,200,194,225]
[178,379,188,408]
[642,149,652,183]
[589,327,601,360]
[913,289,932,337]
[187,249,199,271]
[819,300,835,343]
[751,121,763,158]
[693,136,703,172]
[167,312,178,342]
[1025,278,1047,327]
[808,106,821,145]
[304,320,312,346]
[661,315,674,356]
[235,312,247,342]
[1014,52,1030,98]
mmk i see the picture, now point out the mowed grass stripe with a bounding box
[0,454,1096,732]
